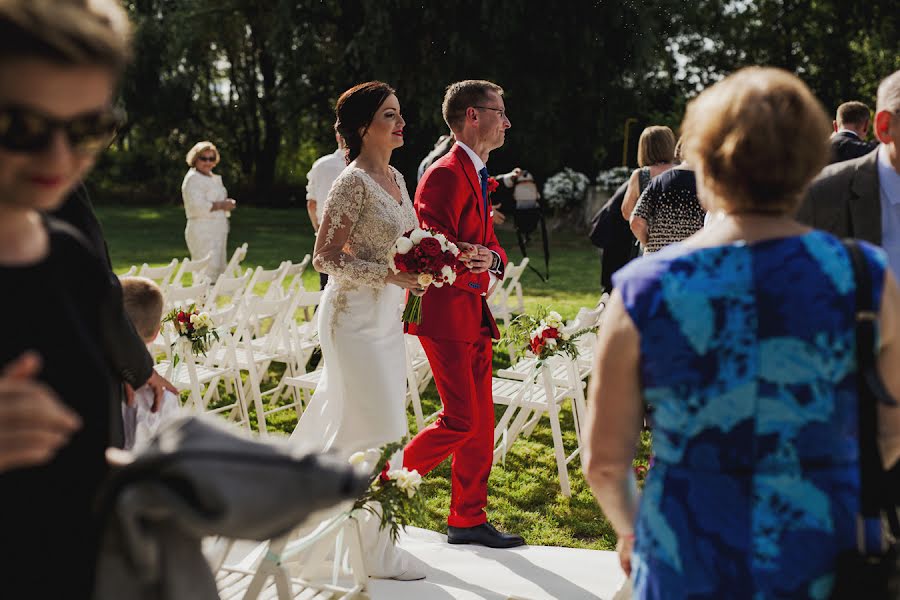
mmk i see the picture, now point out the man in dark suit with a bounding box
[829,101,878,164]
[797,70,900,276]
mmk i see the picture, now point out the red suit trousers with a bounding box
[403,326,494,527]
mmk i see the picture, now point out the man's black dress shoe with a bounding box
[447,522,525,548]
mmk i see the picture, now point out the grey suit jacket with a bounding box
[797,147,882,244]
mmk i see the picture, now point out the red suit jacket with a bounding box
[406,144,507,342]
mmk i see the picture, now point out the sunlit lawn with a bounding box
[96,203,642,550]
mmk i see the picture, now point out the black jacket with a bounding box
[588,181,638,291]
[829,130,878,165]
[49,185,154,389]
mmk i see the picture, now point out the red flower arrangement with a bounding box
[390,228,465,324]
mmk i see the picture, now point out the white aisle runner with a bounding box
[368,527,627,600]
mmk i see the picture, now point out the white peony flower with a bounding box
[560,331,571,341]
[532,323,548,339]
[545,337,558,348]
[394,236,414,255]
[546,311,563,328]
[440,265,455,283]
[409,229,428,244]
[417,273,434,287]
[389,468,423,498]
[190,312,213,330]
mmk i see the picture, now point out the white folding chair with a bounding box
[280,254,312,292]
[154,305,251,430]
[491,361,578,497]
[136,258,179,293]
[119,265,138,277]
[162,281,210,313]
[222,242,249,279]
[405,335,436,431]
[171,252,212,287]
[245,262,291,301]
[215,511,368,599]
[203,269,252,313]
[206,294,295,435]
[488,257,529,325]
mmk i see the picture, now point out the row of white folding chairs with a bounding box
[152,274,323,434]
[488,256,529,325]
[490,295,609,497]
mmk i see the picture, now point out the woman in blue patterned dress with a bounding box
[583,67,900,599]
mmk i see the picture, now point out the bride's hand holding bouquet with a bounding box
[389,228,465,324]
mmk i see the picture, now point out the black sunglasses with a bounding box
[0,105,124,155]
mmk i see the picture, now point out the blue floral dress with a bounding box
[612,231,887,599]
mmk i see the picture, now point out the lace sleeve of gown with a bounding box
[312,172,390,288]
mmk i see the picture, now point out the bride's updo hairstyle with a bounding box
[334,81,395,165]
[680,66,830,215]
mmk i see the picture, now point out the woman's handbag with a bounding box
[830,240,900,599]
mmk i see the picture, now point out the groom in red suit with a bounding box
[405,80,524,548]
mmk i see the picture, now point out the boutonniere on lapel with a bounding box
[486,176,499,199]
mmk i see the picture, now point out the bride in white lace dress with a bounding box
[288,82,424,580]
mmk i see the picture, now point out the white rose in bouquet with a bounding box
[394,237,414,255]
[417,273,434,287]
[409,228,428,244]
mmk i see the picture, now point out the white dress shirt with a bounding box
[306,148,346,225]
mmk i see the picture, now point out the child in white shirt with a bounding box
[120,276,182,450]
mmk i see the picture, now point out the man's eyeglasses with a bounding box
[0,105,124,155]
[472,106,508,120]
[197,155,217,162]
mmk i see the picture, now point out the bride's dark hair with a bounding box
[334,81,396,165]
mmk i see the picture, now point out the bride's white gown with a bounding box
[289,166,419,578]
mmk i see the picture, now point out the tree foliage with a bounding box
[93,1,899,205]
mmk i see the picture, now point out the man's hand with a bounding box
[145,370,177,413]
[492,203,506,225]
[0,352,81,473]
[461,244,493,274]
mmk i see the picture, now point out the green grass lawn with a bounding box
[97,204,637,550]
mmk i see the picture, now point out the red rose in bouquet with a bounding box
[390,228,466,324]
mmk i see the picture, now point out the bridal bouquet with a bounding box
[162,303,218,365]
[390,228,464,324]
[349,440,425,543]
[501,306,597,365]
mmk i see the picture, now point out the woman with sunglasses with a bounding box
[0,0,133,596]
[182,140,236,279]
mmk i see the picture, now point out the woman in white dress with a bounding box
[181,141,236,279]
[289,82,424,580]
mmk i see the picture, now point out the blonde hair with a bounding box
[121,276,164,341]
[442,80,504,132]
[636,126,676,167]
[681,66,830,215]
[186,141,220,168]
[0,0,131,72]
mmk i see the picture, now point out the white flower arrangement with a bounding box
[349,440,426,543]
[595,166,631,193]
[543,168,590,210]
